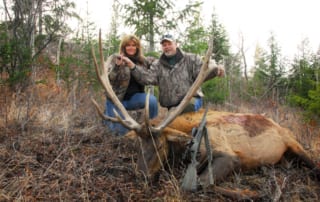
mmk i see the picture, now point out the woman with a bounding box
[105,34,158,136]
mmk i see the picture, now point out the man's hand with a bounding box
[209,60,225,77]
[216,64,225,77]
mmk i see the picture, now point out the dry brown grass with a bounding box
[1,72,319,201]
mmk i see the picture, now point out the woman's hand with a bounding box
[115,55,124,66]
[116,55,135,69]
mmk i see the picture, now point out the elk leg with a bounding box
[198,154,259,200]
[198,152,240,185]
[287,141,320,181]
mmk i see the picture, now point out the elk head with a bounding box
[91,30,215,178]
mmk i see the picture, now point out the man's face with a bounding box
[161,40,177,57]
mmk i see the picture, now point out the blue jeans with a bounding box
[105,93,158,136]
[194,97,203,111]
[179,97,203,114]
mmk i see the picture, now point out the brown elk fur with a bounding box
[129,109,319,189]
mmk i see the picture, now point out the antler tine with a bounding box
[144,87,151,127]
[153,36,214,133]
[91,98,119,122]
[91,29,142,131]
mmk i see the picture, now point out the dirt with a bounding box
[1,109,319,201]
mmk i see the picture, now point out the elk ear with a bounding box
[163,128,192,143]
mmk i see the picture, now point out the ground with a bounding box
[0,70,319,201]
[1,117,319,201]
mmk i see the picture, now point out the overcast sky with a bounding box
[72,0,320,65]
[206,0,320,61]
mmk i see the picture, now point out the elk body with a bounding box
[92,31,319,199]
[134,109,319,184]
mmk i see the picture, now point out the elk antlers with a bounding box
[92,29,214,137]
[91,30,142,131]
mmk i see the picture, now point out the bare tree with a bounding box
[1,0,78,87]
[239,32,248,82]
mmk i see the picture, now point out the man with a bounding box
[121,33,224,113]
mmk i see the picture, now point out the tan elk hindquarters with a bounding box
[140,109,319,186]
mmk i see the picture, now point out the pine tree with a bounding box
[202,7,231,104]
[288,38,320,120]
[121,0,201,52]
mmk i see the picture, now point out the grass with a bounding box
[0,73,319,201]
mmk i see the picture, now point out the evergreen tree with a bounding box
[202,7,231,104]
[249,44,269,97]
[121,0,201,52]
[288,38,320,120]
[208,10,230,62]
[288,38,315,98]
[180,1,208,55]
[250,33,287,102]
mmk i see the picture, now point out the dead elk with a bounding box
[91,30,320,200]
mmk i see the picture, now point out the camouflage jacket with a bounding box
[131,48,219,108]
[106,54,154,101]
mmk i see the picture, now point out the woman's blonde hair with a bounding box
[119,34,145,64]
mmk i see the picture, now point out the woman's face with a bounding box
[125,40,137,56]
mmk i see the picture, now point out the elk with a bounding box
[91,31,319,200]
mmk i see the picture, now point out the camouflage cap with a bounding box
[160,34,175,44]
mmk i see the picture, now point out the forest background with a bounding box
[0,0,319,201]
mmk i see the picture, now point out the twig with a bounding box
[272,171,287,202]
[42,146,69,177]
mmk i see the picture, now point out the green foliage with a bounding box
[200,9,231,104]
[179,6,232,105]
[104,35,120,56]
[288,66,319,120]
[5,35,33,87]
[288,95,309,108]
[0,0,78,87]
[7,42,33,87]
[208,12,230,62]
[181,29,208,55]
[249,68,269,97]
[0,23,11,75]
[289,58,316,98]
[288,85,320,120]
[7,68,31,86]
[202,77,228,104]
[286,39,320,121]
[56,56,76,86]
[181,5,208,55]
[121,0,202,52]
[122,0,172,51]
[308,86,320,114]
[248,33,289,102]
